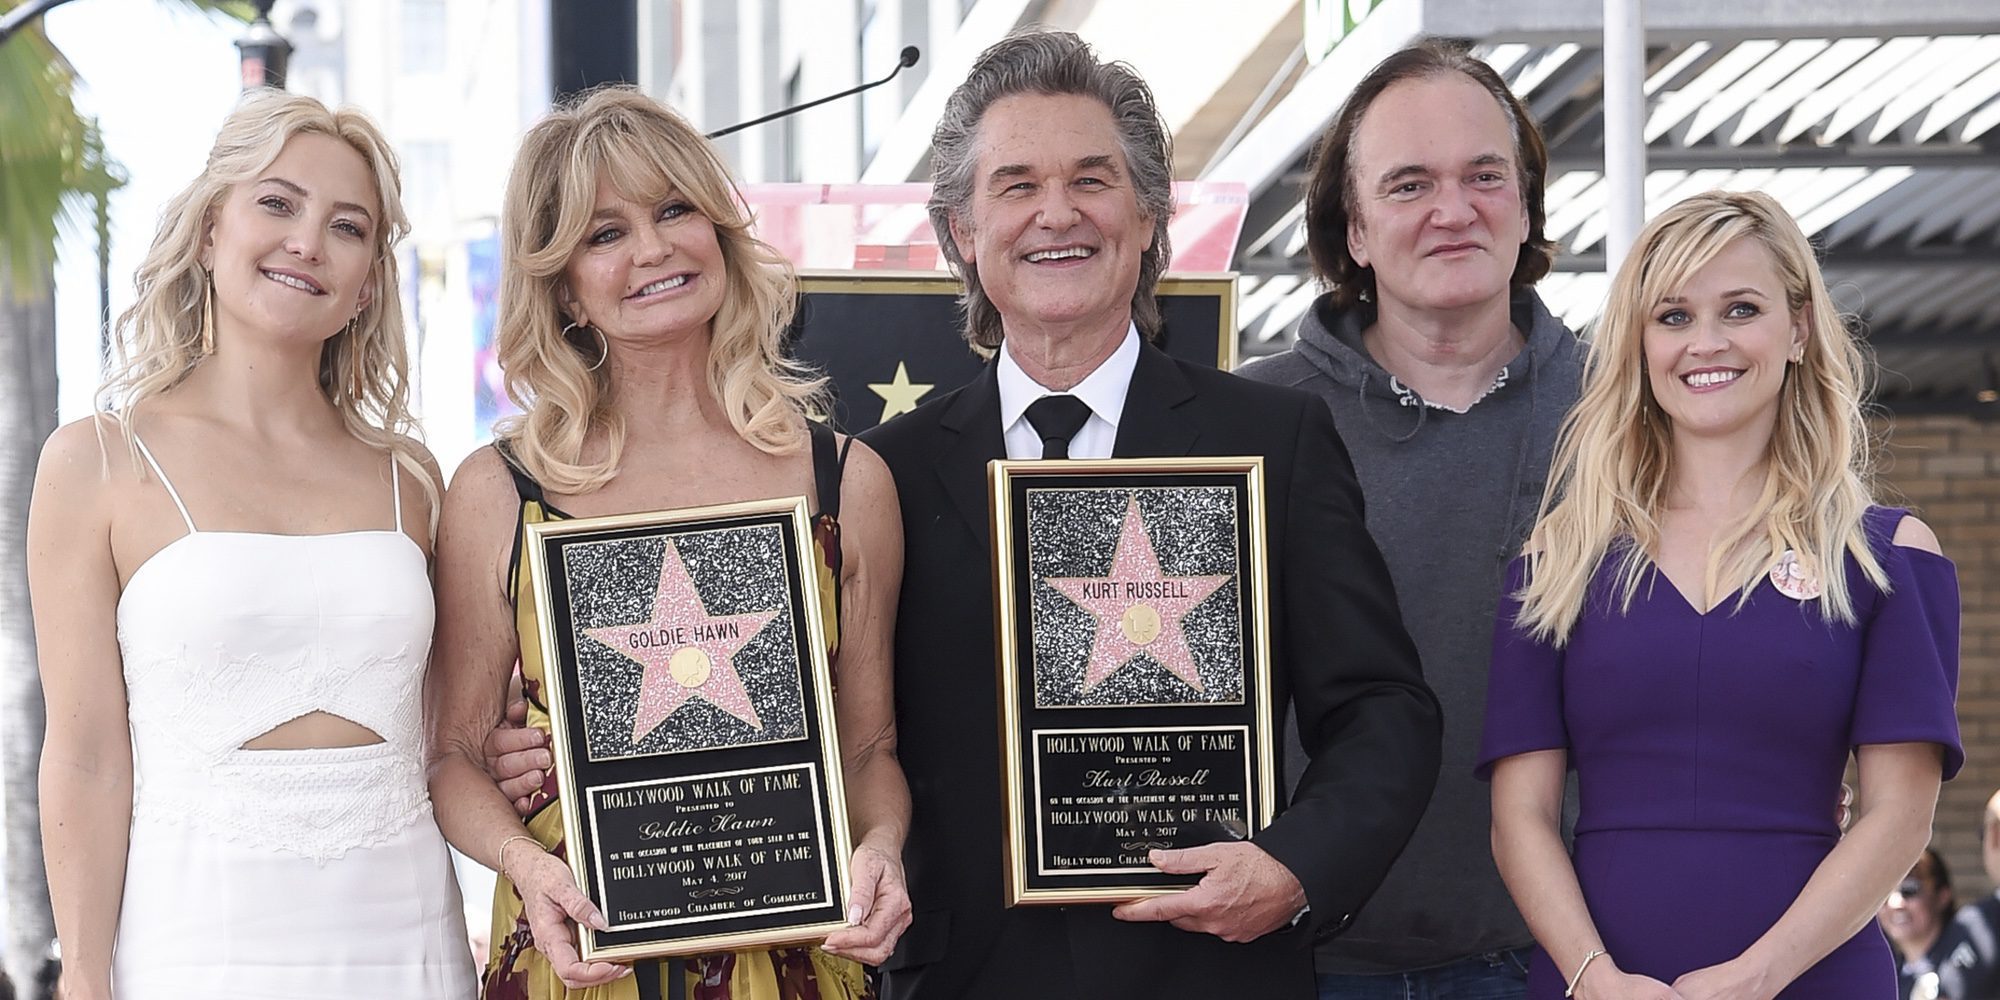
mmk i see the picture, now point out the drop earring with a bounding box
[346,317,366,401]
[200,268,216,355]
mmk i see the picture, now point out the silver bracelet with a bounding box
[1564,948,1606,998]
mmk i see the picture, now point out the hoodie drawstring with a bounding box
[1355,368,1429,443]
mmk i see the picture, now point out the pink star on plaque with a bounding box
[584,542,780,742]
[1043,496,1232,693]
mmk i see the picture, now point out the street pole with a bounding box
[235,0,292,89]
[1603,0,1647,275]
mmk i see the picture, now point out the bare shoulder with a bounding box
[447,443,515,499]
[446,444,520,520]
[1892,513,1944,556]
[29,418,129,577]
[35,415,129,509]
[439,445,523,546]
[836,435,897,504]
[832,436,902,576]
[434,446,526,607]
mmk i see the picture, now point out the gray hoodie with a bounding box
[1237,289,1582,974]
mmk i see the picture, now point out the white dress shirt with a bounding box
[996,324,1141,461]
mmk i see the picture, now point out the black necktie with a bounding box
[1024,394,1094,459]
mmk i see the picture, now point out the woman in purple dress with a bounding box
[1479,190,1961,1000]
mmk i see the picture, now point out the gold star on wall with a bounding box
[868,361,935,423]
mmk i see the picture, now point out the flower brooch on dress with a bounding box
[1770,549,1824,601]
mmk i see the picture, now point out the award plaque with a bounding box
[989,458,1278,905]
[524,498,853,960]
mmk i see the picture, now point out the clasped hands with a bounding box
[1575,954,1777,1000]
[484,708,911,989]
[1567,781,1850,1000]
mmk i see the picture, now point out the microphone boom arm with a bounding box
[706,46,921,140]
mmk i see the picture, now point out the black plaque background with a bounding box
[586,764,830,930]
[1002,469,1272,895]
[1033,727,1254,873]
[539,509,847,951]
[790,276,1230,430]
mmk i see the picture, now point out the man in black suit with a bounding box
[861,30,1442,1000]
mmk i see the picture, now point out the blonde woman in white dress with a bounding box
[27,91,474,1000]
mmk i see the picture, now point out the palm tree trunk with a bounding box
[0,258,59,992]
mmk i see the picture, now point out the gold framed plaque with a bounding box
[989,458,1278,905]
[524,497,854,961]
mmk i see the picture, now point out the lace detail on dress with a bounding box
[116,530,437,864]
[130,744,432,864]
[122,638,435,863]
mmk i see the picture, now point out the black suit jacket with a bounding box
[862,342,1441,1000]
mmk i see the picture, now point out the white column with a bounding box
[1602,0,1647,275]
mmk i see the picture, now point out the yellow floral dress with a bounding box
[485,428,869,1000]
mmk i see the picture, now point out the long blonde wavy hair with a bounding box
[96,89,436,527]
[1516,190,1887,644]
[494,86,823,494]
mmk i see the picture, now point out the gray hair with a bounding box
[927,29,1175,350]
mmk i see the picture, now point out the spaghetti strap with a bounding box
[390,459,403,533]
[809,420,844,519]
[131,434,198,533]
[495,441,550,506]
[835,433,856,511]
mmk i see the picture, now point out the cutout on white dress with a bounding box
[240,710,385,751]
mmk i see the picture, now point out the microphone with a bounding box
[707,46,921,140]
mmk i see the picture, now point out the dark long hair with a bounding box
[1303,38,1557,308]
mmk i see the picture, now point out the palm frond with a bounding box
[0,13,83,288]
[0,0,244,291]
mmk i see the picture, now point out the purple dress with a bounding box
[1476,507,1963,999]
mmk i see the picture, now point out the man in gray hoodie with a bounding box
[1237,40,1583,999]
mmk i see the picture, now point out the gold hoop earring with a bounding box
[200,268,216,355]
[563,321,609,373]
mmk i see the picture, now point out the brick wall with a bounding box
[1879,413,2000,896]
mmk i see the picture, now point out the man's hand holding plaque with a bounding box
[1112,842,1308,942]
